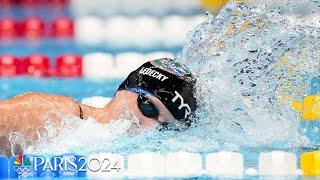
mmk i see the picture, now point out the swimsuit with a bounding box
[78,103,84,119]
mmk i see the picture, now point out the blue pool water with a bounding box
[0,39,182,58]
[0,78,121,101]
[1,0,320,179]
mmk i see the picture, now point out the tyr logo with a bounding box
[172,91,191,118]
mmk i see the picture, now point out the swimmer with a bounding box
[0,58,197,156]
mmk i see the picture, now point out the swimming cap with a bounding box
[117,58,197,124]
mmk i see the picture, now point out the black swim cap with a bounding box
[117,58,197,124]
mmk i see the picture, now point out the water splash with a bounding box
[24,1,320,156]
[178,1,319,147]
[25,116,132,155]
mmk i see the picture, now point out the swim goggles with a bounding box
[128,88,160,120]
[125,88,186,131]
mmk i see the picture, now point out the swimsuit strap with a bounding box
[78,103,84,119]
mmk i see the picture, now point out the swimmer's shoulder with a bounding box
[1,93,78,106]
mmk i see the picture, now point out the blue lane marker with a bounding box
[0,155,9,179]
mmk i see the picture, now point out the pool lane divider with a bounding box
[0,52,175,79]
[0,15,205,47]
[0,151,320,178]
[301,151,320,176]
[0,0,67,6]
[0,17,74,39]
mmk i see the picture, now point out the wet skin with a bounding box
[0,90,175,156]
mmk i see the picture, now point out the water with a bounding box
[1,0,320,177]
[179,0,320,147]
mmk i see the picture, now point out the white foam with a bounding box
[206,152,243,176]
[165,152,202,177]
[82,52,117,79]
[25,117,132,155]
[178,1,316,147]
[259,151,297,175]
[286,14,320,28]
[75,16,105,45]
[81,96,112,108]
[127,153,165,177]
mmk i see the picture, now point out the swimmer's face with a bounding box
[108,90,175,129]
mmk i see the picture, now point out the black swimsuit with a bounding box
[78,103,84,119]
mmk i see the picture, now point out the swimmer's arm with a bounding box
[0,93,86,156]
[0,92,80,115]
[0,93,81,138]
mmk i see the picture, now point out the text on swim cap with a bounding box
[139,67,169,82]
[172,91,191,119]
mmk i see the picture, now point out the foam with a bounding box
[21,0,320,158]
[178,1,320,147]
[25,116,132,155]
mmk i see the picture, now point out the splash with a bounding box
[178,1,319,147]
[25,116,132,155]
[22,1,320,156]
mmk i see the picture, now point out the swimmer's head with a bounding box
[117,58,197,127]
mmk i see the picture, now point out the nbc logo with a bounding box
[13,155,33,177]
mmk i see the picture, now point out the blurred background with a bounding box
[3,0,317,101]
[0,0,231,56]
[0,0,235,100]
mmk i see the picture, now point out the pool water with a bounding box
[0,77,121,101]
[1,0,320,179]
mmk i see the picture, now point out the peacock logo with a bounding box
[291,77,320,120]
[13,155,32,177]
[14,155,31,166]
